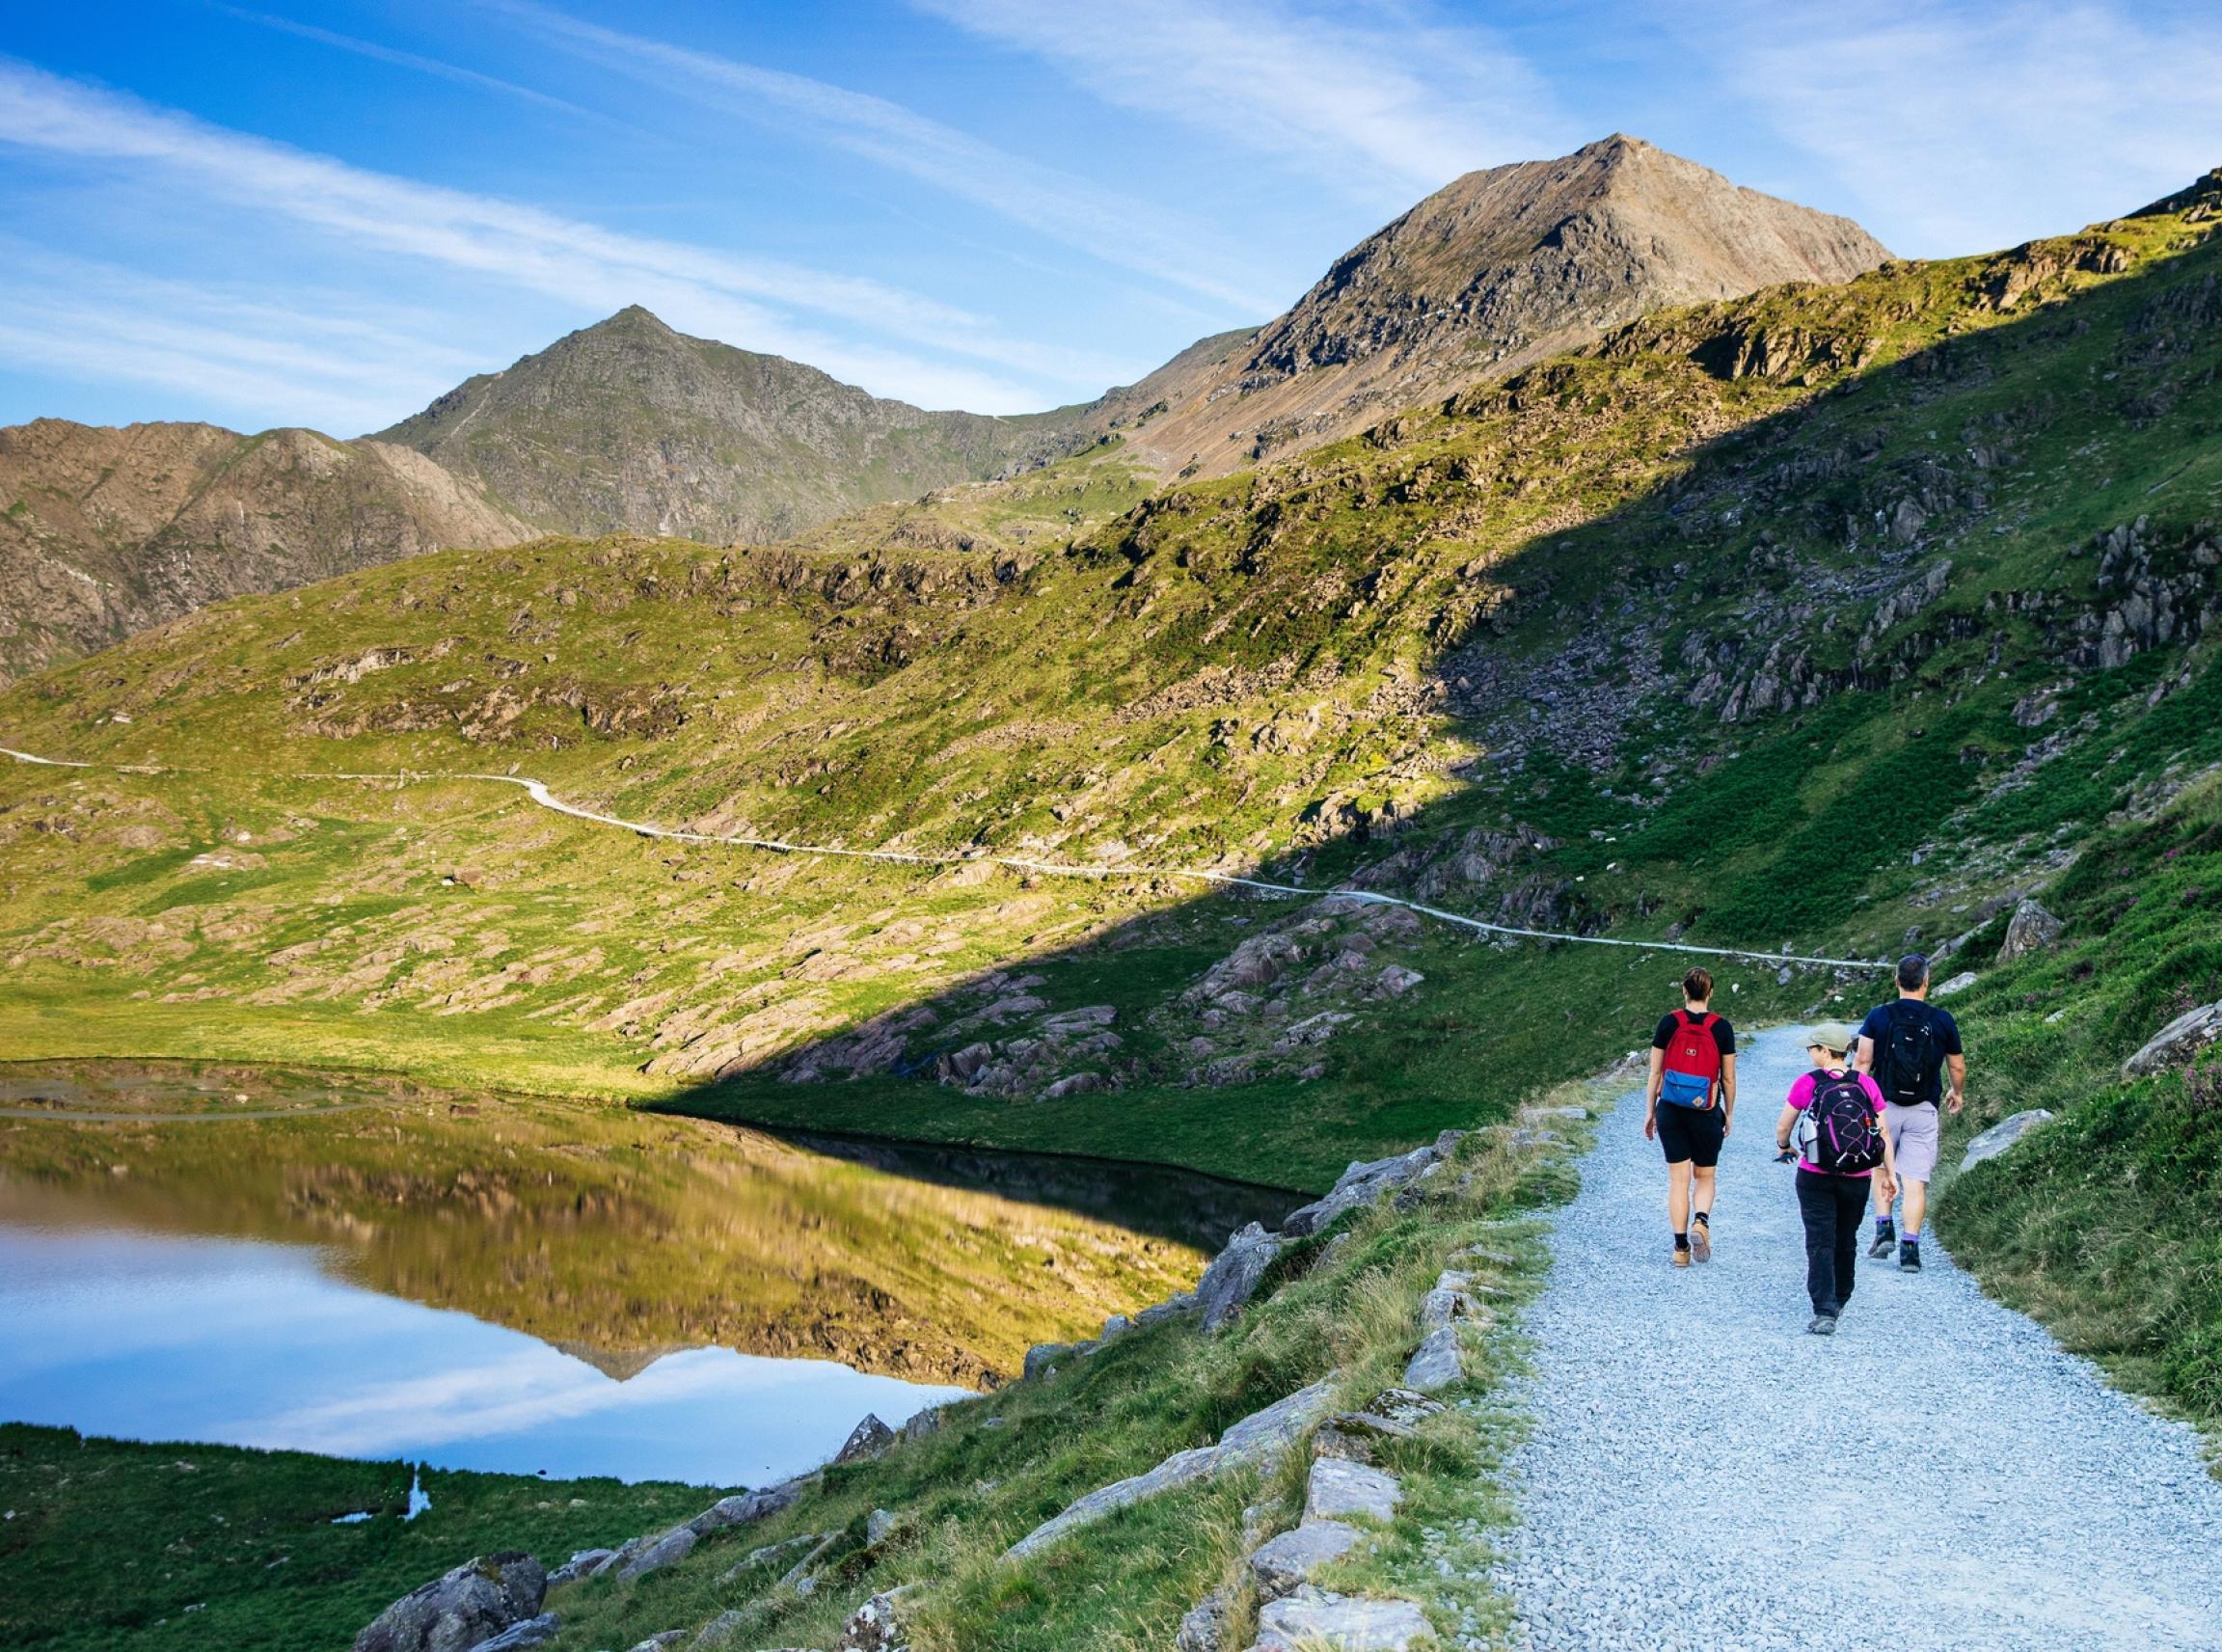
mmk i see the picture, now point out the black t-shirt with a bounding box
[1857,999,1963,1105]
[1653,1011,1736,1058]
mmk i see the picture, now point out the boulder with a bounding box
[1195,1223,1288,1331]
[1279,1142,1447,1238]
[688,1611,748,1649]
[1934,971,1979,997]
[1217,1378,1339,1466]
[837,1585,917,1652]
[1004,1447,1222,1559]
[1249,1520,1362,1601]
[866,1507,900,1547]
[2124,999,2222,1075]
[834,1413,896,1464]
[1962,1109,2056,1169]
[1305,1458,1401,1524]
[1023,1341,1077,1380]
[623,1636,687,1652]
[474,1616,560,1652]
[617,1524,696,1582]
[1402,1326,1464,1393]
[545,1550,611,1588]
[1039,1070,1110,1099]
[1177,1587,1235,1652]
[353,1553,548,1652]
[1248,1586,1432,1651]
[1996,899,2063,963]
[1373,963,1424,997]
[1004,1380,1334,1560]
[900,1405,945,1443]
[1418,1287,1478,1334]
[688,1474,815,1535]
[1135,1290,1199,1327]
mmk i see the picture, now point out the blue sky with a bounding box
[2,1,2217,433]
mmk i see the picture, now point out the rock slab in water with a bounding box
[1962,1109,2055,1169]
[1402,1325,1464,1392]
[353,1552,547,1652]
[2124,999,2222,1074]
[1247,1586,1432,1651]
[1306,1457,1402,1524]
[1249,1520,1363,1601]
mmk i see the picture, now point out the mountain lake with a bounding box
[0,1061,1289,1487]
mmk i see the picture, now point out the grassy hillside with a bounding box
[2,173,2220,1651]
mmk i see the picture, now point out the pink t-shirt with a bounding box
[1786,1068,1886,1177]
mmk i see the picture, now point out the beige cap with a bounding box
[1805,1020,1857,1056]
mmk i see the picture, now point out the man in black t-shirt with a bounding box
[1643,966,1738,1265]
[1856,954,1966,1272]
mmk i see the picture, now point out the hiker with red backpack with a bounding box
[1643,967,1737,1266]
[1775,1021,1898,1335]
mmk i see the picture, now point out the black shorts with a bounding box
[1656,1101,1725,1167]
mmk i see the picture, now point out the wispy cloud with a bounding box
[909,0,1575,205]
[486,1,1274,316]
[0,242,482,433]
[216,6,633,134]
[0,58,1104,414]
[1692,1,2222,255]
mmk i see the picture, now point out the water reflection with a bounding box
[0,1061,1289,1483]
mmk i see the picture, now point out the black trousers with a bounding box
[1795,1168,1869,1315]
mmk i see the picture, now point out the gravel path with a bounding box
[1500,1025,2222,1652]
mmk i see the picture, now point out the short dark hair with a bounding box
[1897,954,1930,991]
[1683,966,1713,1001]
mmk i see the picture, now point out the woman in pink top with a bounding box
[1774,1022,1898,1336]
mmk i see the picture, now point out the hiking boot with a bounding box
[1672,1245,1692,1268]
[1867,1221,1896,1259]
[1807,1314,1838,1336]
[1689,1221,1712,1263]
[1899,1238,1923,1273]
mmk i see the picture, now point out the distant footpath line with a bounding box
[2,745,1892,972]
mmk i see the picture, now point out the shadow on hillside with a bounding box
[639,228,2220,1189]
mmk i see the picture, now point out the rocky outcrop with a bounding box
[473,1616,560,1651]
[1281,1134,1464,1238]
[1995,900,2063,964]
[1249,1521,1362,1601]
[1195,1223,1290,1331]
[834,1413,897,1464]
[353,1553,547,1652]
[0,418,531,686]
[1248,1587,1432,1652]
[1401,1325,1465,1393]
[2124,1000,2222,1075]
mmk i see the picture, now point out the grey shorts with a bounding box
[1884,1101,1940,1183]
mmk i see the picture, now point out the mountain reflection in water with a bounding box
[0,1062,1291,1482]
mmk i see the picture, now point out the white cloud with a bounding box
[0,58,1101,414]
[0,242,488,432]
[909,0,1575,205]
[487,1,1275,316]
[1693,1,2222,255]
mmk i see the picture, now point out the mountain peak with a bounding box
[1240,137,1890,384]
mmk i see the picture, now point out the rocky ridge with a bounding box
[0,419,532,686]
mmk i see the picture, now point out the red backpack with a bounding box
[1660,1011,1723,1110]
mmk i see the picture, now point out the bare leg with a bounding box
[1666,1160,1693,1232]
[1691,1164,1718,1221]
[1871,1173,1895,1224]
[1903,1178,1929,1234]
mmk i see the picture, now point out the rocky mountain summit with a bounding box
[375,307,1101,546]
[1115,134,1890,477]
[0,418,530,686]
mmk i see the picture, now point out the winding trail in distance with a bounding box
[1498,1026,2222,1652]
[1,745,1888,970]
